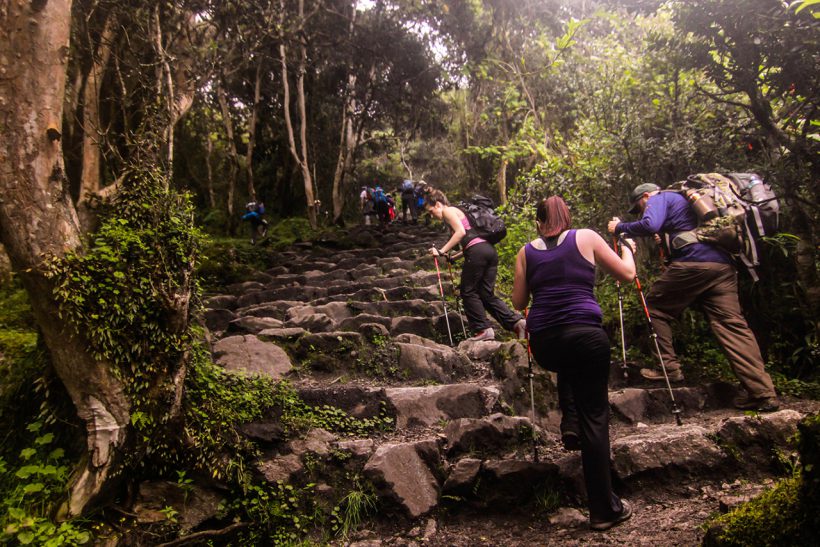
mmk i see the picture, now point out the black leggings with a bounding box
[529,324,624,522]
[459,242,522,333]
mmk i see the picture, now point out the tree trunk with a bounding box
[0,0,131,517]
[331,1,359,225]
[217,80,239,224]
[78,14,115,206]
[245,60,263,202]
[497,158,508,206]
[280,0,316,228]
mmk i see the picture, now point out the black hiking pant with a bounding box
[529,324,625,523]
[460,242,522,333]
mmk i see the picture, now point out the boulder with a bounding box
[645,386,707,418]
[395,342,470,382]
[255,453,304,484]
[612,424,727,479]
[237,301,302,320]
[384,385,500,429]
[238,422,285,445]
[609,388,650,423]
[296,385,387,419]
[548,507,587,527]
[287,428,338,457]
[286,312,335,332]
[204,308,236,333]
[442,458,482,497]
[226,316,284,335]
[257,327,306,342]
[203,294,237,311]
[213,335,293,380]
[338,314,392,332]
[716,409,804,467]
[225,280,265,295]
[444,413,533,456]
[132,481,223,531]
[476,460,560,504]
[364,441,441,518]
[390,316,436,339]
[458,339,504,361]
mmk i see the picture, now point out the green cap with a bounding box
[628,183,660,213]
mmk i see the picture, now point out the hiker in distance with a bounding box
[512,196,636,531]
[424,187,526,341]
[608,183,779,412]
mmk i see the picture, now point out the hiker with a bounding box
[360,186,374,225]
[415,181,430,225]
[372,185,390,226]
[512,196,636,531]
[386,192,397,223]
[424,187,525,341]
[242,201,268,244]
[400,179,418,223]
[607,183,779,412]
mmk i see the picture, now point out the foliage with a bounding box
[704,414,820,546]
[330,482,378,540]
[0,289,90,546]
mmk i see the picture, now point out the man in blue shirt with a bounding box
[608,183,778,412]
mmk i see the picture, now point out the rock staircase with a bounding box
[198,223,818,546]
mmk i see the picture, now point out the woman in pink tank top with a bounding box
[423,188,525,342]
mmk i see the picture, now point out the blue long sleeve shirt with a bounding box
[615,192,731,264]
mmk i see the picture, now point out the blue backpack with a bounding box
[372,187,387,205]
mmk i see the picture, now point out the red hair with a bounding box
[536,196,572,237]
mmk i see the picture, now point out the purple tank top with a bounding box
[524,230,602,333]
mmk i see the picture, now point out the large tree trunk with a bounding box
[331,1,359,225]
[280,0,317,228]
[217,79,239,225]
[245,59,263,202]
[0,0,131,517]
[78,14,115,206]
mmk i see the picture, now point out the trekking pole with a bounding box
[632,272,684,426]
[445,256,468,339]
[524,309,539,462]
[432,254,454,346]
[611,238,629,381]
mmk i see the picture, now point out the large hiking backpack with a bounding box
[456,195,507,245]
[666,172,780,280]
[372,186,387,206]
[401,179,414,194]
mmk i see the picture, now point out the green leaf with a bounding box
[17,531,35,544]
[23,482,45,494]
[35,433,54,445]
[20,447,36,460]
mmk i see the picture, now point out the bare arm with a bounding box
[439,206,467,253]
[511,247,529,310]
[579,229,636,282]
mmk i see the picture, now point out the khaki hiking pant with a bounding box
[645,262,776,399]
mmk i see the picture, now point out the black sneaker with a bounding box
[640,367,684,382]
[733,394,780,412]
[561,431,581,451]
[590,499,633,531]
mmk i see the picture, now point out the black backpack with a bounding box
[456,195,507,245]
[666,172,780,281]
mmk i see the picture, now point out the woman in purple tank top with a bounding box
[511,196,637,531]
[423,188,525,341]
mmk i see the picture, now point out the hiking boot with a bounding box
[733,394,780,412]
[590,499,633,531]
[513,319,527,339]
[469,328,495,342]
[561,431,581,452]
[640,367,684,382]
